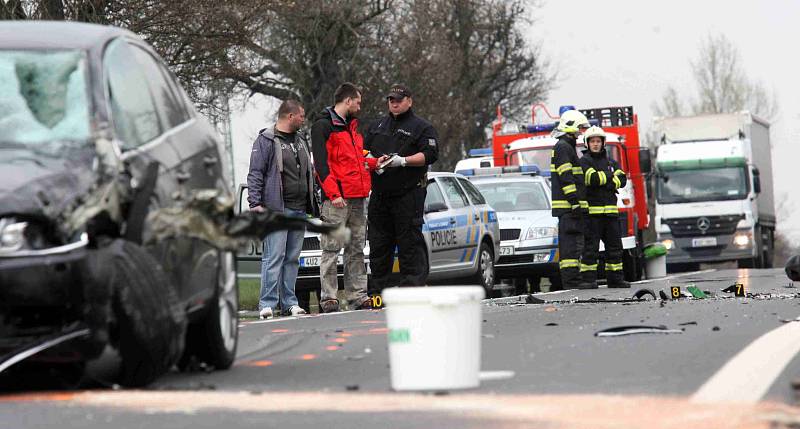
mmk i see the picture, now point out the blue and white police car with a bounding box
[460,166,561,294]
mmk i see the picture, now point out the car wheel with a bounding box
[107,240,186,387]
[183,251,238,370]
[472,242,495,297]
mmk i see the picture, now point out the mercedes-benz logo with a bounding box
[697,217,711,232]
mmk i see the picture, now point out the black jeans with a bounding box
[367,187,428,294]
[583,215,625,285]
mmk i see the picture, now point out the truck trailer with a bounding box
[654,112,775,269]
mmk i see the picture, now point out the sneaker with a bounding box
[288,305,307,316]
[320,299,340,313]
[259,307,273,319]
[353,298,374,311]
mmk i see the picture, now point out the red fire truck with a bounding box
[490,104,652,281]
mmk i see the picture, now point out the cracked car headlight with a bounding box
[525,226,557,240]
[0,219,28,253]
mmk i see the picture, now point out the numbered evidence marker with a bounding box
[735,282,746,297]
[370,295,384,308]
[670,286,682,299]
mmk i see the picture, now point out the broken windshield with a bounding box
[0,50,90,151]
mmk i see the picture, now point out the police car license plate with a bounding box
[692,237,717,247]
[500,246,514,256]
[534,253,550,263]
[301,256,321,267]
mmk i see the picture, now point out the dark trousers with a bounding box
[368,187,429,294]
[582,215,625,285]
[557,211,584,289]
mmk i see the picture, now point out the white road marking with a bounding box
[692,319,800,403]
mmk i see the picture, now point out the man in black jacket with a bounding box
[550,109,592,290]
[579,126,629,288]
[364,84,439,294]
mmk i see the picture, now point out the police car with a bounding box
[459,165,561,293]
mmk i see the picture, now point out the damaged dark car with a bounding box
[0,21,240,387]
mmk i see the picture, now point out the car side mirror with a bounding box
[424,201,448,214]
[752,168,761,194]
[639,148,652,174]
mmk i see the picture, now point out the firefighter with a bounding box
[550,109,592,290]
[580,126,630,288]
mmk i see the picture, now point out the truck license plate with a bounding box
[500,246,514,256]
[301,256,321,267]
[692,237,717,247]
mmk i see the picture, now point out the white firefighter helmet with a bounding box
[583,126,606,145]
[555,109,590,134]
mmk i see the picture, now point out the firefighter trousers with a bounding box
[582,215,625,286]
[557,210,585,290]
[367,187,429,295]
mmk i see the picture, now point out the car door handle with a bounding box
[176,171,191,182]
[203,155,218,167]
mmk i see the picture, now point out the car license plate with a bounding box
[534,253,550,263]
[500,246,514,256]
[301,256,321,267]
[692,237,717,247]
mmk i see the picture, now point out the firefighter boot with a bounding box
[578,268,598,289]
[606,269,630,288]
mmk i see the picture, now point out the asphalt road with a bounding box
[3,268,800,428]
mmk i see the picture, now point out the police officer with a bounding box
[580,126,630,288]
[550,109,592,290]
[364,84,439,293]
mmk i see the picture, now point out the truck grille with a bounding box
[302,237,320,251]
[664,215,743,238]
[500,229,521,241]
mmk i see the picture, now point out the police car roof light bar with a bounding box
[467,148,493,157]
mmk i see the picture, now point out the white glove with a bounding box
[381,154,407,168]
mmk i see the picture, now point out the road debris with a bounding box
[478,371,516,381]
[545,323,558,327]
[595,325,683,337]
[632,289,657,300]
[686,286,707,299]
[678,321,698,326]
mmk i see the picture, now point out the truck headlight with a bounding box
[733,232,751,247]
[525,226,557,240]
[662,239,675,250]
[0,220,28,253]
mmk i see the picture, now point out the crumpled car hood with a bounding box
[0,147,95,222]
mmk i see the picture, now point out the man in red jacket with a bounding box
[311,83,386,312]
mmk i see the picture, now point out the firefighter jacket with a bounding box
[311,107,378,201]
[550,134,587,217]
[579,147,627,216]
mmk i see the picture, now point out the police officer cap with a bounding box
[386,84,412,100]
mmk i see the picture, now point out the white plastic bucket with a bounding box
[383,286,484,391]
[646,254,667,279]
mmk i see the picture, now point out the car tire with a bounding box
[472,241,496,298]
[182,251,238,370]
[107,240,186,387]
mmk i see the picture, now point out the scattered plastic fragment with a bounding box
[526,294,546,304]
[545,323,558,327]
[712,326,721,331]
[479,371,516,381]
[594,325,683,337]
[632,289,657,300]
[345,355,365,361]
[678,321,698,326]
[659,290,669,300]
[346,385,359,391]
[721,284,738,293]
[686,286,707,299]
[780,317,800,323]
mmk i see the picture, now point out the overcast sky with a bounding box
[230,0,800,244]
[527,0,800,243]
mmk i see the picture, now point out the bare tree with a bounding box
[1,0,108,22]
[654,33,778,120]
